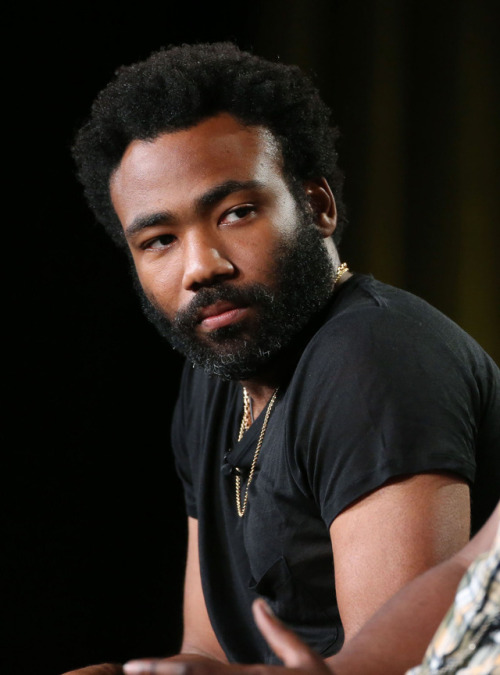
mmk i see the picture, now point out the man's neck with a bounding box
[239,380,279,420]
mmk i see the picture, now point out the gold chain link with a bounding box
[235,388,279,517]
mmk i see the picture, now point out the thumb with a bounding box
[252,598,325,670]
[62,666,123,675]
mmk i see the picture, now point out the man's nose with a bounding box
[182,231,235,291]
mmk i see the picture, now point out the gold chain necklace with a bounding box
[233,262,348,517]
[235,387,279,517]
[333,262,349,286]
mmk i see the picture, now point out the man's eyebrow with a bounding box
[196,179,265,211]
[124,179,264,240]
[124,211,175,240]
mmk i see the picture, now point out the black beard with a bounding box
[133,218,335,380]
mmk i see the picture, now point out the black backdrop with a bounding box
[8,2,499,674]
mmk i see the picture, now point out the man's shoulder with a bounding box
[296,273,499,388]
[315,273,491,355]
[325,273,456,327]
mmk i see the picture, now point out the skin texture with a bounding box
[63,114,473,675]
[329,473,470,639]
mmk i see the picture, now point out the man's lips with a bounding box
[198,301,249,331]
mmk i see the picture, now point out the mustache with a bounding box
[173,283,274,330]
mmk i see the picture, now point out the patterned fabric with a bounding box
[406,520,500,674]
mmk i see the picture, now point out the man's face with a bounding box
[110,113,335,379]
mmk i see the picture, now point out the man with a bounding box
[69,42,499,673]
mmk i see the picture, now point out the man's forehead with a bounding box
[111,113,284,199]
[116,114,281,177]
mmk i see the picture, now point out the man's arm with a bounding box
[178,517,228,661]
[252,499,500,675]
[325,497,500,674]
[122,471,473,675]
[330,471,471,640]
[123,498,499,675]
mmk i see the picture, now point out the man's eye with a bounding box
[144,234,176,250]
[222,206,255,224]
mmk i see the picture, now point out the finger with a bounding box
[252,599,324,670]
[123,659,233,675]
[63,666,123,675]
[124,660,245,675]
[124,660,185,675]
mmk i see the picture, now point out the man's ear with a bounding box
[303,178,337,238]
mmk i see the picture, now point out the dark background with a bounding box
[8,2,499,674]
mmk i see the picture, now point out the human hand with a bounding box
[251,597,331,672]
[122,598,331,674]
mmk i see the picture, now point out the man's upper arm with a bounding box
[181,516,228,662]
[330,471,471,641]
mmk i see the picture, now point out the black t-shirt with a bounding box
[171,274,500,663]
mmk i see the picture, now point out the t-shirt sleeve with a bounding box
[170,364,198,519]
[286,306,480,529]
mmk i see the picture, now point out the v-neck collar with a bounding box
[222,388,279,474]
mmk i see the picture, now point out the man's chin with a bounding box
[168,332,278,381]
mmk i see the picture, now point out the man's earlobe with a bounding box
[304,178,337,238]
